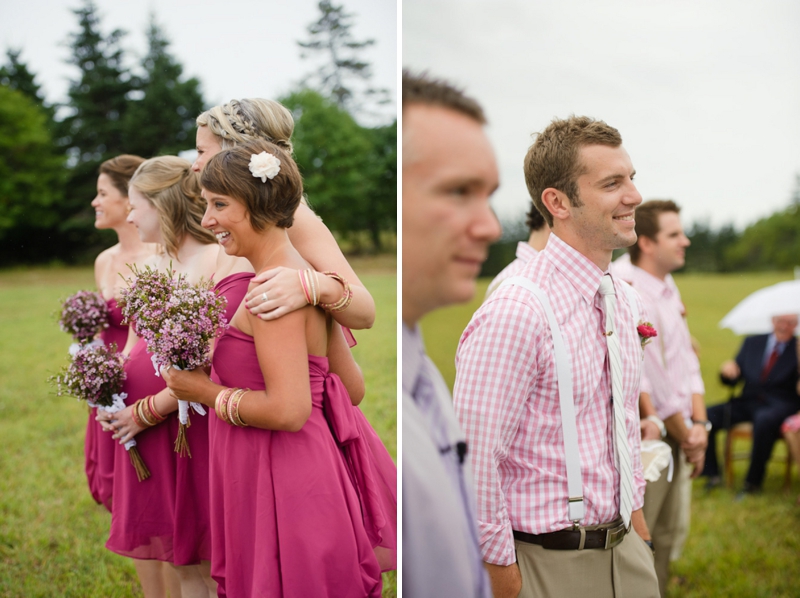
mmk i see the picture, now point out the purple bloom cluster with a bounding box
[120,265,228,371]
[50,343,127,407]
[58,290,109,343]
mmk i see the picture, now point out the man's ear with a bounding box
[541,188,571,222]
[638,234,656,256]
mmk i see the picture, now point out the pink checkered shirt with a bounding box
[453,234,647,566]
[485,242,539,298]
[625,265,704,420]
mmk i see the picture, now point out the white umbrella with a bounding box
[719,280,800,335]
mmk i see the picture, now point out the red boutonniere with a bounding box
[637,322,658,349]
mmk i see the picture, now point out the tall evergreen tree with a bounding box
[298,0,388,117]
[123,17,205,157]
[0,49,52,118]
[55,0,136,258]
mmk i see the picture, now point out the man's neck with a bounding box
[551,228,612,271]
[633,256,669,281]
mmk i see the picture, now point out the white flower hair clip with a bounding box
[249,151,281,182]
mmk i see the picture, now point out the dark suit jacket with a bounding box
[731,334,800,404]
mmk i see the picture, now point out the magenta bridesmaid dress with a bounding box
[85,297,128,511]
[105,335,212,565]
[208,273,394,597]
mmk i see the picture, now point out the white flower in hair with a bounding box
[249,151,281,182]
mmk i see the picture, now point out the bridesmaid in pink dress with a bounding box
[164,140,393,596]
[193,99,377,332]
[88,154,155,511]
[96,156,219,598]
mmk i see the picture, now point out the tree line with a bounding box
[481,180,800,277]
[0,0,396,266]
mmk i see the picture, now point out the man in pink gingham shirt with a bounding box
[453,116,659,598]
[616,200,707,597]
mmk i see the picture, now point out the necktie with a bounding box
[760,346,780,382]
[598,275,633,528]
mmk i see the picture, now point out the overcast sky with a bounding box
[404,0,800,230]
[0,0,396,127]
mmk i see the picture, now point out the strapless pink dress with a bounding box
[208,274,394,597]
[85,297,128,511]
[106,336,212,565]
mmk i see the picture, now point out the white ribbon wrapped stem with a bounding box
[99,392,138,451]
[152,358,207,423]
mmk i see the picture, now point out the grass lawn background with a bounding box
[421,270,800,598]
[0,255,396,597]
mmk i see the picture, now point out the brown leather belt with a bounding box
[513,519,629,550]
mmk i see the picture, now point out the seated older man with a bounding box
[704,314,800,495]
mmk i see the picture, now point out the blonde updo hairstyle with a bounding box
[130,156,217,257]
[201,139,303,231]
[196,98,294,154]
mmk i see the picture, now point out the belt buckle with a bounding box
[604,523,627,549]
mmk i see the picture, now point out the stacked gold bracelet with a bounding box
[298,268,320,306]
[319,271,353,313]
[132,395,166,428]
[214,387,250,427]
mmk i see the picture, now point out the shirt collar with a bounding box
[542,233,606,304]
[403,323,425,394]
[630,264,674,299]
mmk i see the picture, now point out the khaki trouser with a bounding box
[514,528,659,598]
[642,436,689,597]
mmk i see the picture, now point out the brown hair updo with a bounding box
[201,139,303,231]
[99,154,145,197]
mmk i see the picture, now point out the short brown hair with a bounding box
[130,156,216,257]
[402,69,486,124]
[628,199,681,265]
[99,154,145,197]
[526,203,547,233]
[523,116,622,227]
[201,139,303,230]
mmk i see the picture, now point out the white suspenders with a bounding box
[498,275,640,527]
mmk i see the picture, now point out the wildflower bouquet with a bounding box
[49,343,150,481]
[120,265,228,456]
[58,290,109,352]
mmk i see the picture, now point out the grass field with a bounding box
[0,255,396,598]
[421,271,800,598]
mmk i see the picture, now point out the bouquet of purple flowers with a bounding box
[120,265,227,456]
[50,342,125,407]
[58,290,109,344]
[49,343,150,481]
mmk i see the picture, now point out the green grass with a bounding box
[0,257,396,597]
[421,271,800,598]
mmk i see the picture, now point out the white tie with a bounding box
[599,274,633,528]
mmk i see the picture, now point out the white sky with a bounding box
[404,0,800,230]
[0,0,397,126]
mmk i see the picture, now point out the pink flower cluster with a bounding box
[58,290,109,343]
[120,265,228,371]
[50,343,127,407]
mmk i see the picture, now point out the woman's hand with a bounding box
[244,267,307,321]
[161,366,219,408]
[97,405,146,445]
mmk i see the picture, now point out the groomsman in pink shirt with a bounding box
[620,199,708,596]
[454,116,659,598]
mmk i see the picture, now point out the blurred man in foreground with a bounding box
[402,69,501,597]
